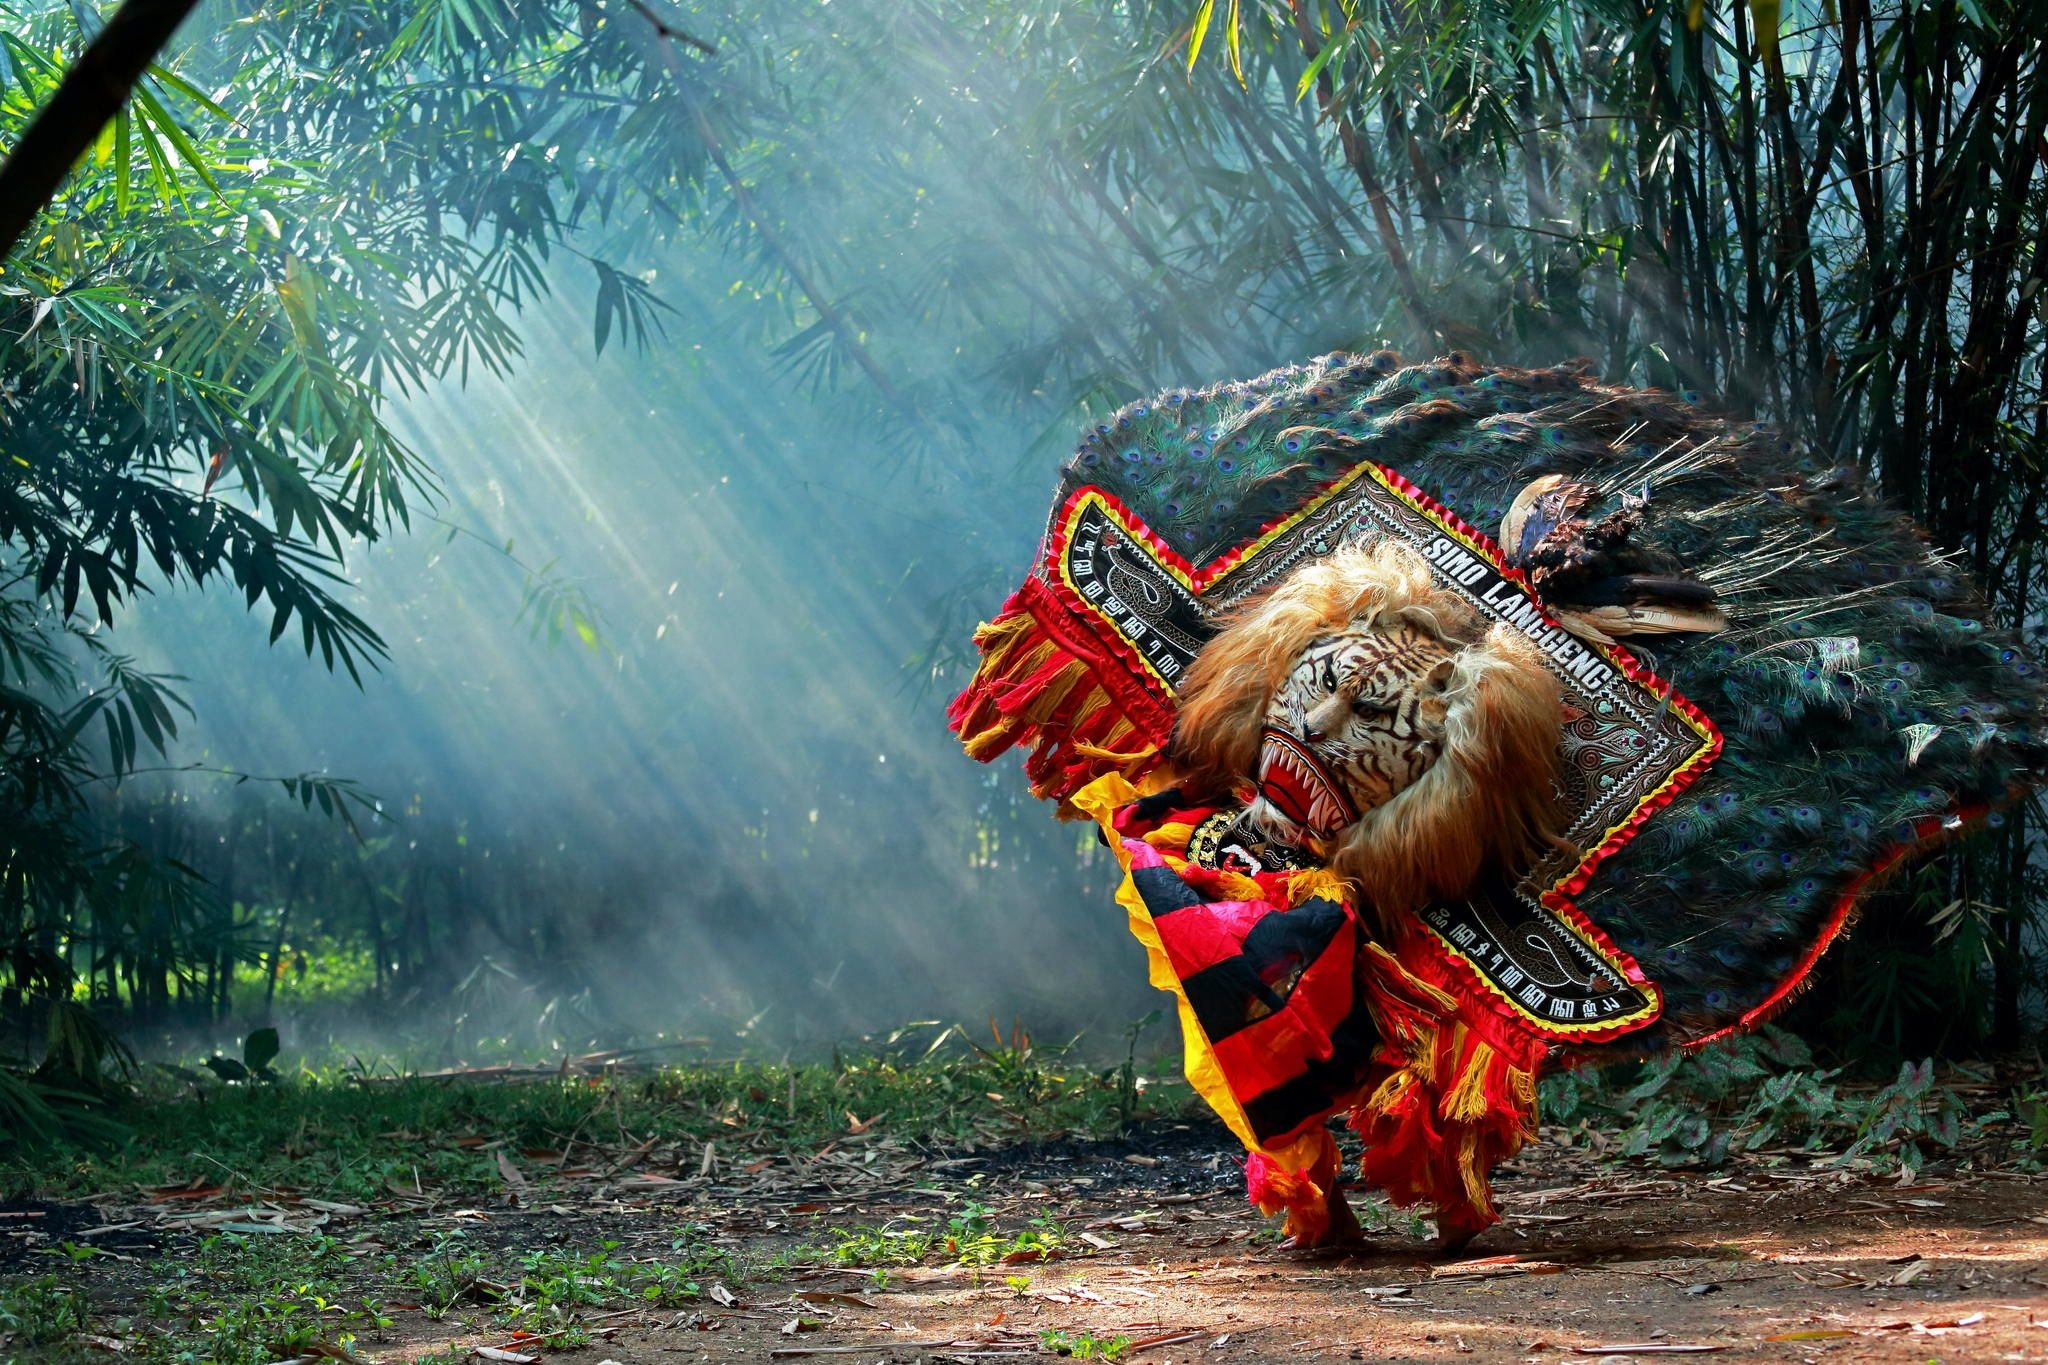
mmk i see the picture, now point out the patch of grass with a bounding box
[4,1022,1195,1203]
[402,1231,494,1316]
[4,1226,729,1364]
[1041,1327,1133,1359]
[0,1276,89,1346]
[818,1200,1067,1272]
[1,1231,395,1365]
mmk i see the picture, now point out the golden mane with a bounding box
[1173,540,1564,931]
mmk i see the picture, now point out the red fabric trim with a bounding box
[1014,576,1175,745]
[1681,802,1994,1052]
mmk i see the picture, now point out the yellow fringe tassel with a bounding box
[1457,1130,1491,1213]
[1440,1038,1497,1123]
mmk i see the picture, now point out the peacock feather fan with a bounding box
[1053,350,2048,1052]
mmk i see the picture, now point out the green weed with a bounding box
[5,1023,1194,1204]
[1541,1027,2003,1172]
[1041,1327,1133,1359]
[402,1231,493,1315]
[0,1277,88,1346]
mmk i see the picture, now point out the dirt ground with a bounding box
[10,1120,2048,1364]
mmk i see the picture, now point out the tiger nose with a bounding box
[1303,696,1346,741]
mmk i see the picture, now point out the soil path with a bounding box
[9,1123,2048,1363]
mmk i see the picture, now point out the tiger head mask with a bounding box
[1173,540,1566,923]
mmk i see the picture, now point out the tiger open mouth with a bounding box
[1255,726,1359,839]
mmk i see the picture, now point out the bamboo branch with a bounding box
[1284,0,1435,334]
[0,0,205,260]
[623,2,940,445]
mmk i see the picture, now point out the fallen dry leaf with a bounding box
[1571,1346,1723,1355]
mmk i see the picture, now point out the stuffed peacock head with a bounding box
[1173,540,1567,923]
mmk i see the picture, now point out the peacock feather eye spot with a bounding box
[1746,855,1773,876]
[1118,447,1142,465]
[1778,852,1796,867]
[1077,451,1100,467]
[1096,424,1111,435]
[1162,501,1182,517]
[1149,451,1168,466]
[1216,458,1237,474]
[1896,661,1921,676]
[1188,446,1209,461]
[1989,810,2007,828]
[1718,792,1740,811]
[1132,405,1149,418]
[1282,438,1303,453]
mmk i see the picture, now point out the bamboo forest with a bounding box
[2,1,2047,1361]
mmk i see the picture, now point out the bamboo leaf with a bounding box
[1186,0,1216,73]
[1225,0,1244,86]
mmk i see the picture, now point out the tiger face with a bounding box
[1248,624,1457,841]
[1173,539,1565,923]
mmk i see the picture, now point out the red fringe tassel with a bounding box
[1347,941,1545,1241]
[947,590,1162,805]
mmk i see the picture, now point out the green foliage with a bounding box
[823,1200,1066,1270]
[4,1028,1193,1201]
[0,0,706,1072]
[0,1277,89,1346]
[1041,1328,1134,1360]
[1544,1029,2001,1173]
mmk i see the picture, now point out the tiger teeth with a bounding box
[1256,727,1359,838]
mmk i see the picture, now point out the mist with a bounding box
[97,252,1186,1053]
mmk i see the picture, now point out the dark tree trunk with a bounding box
[0,0,205,260]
